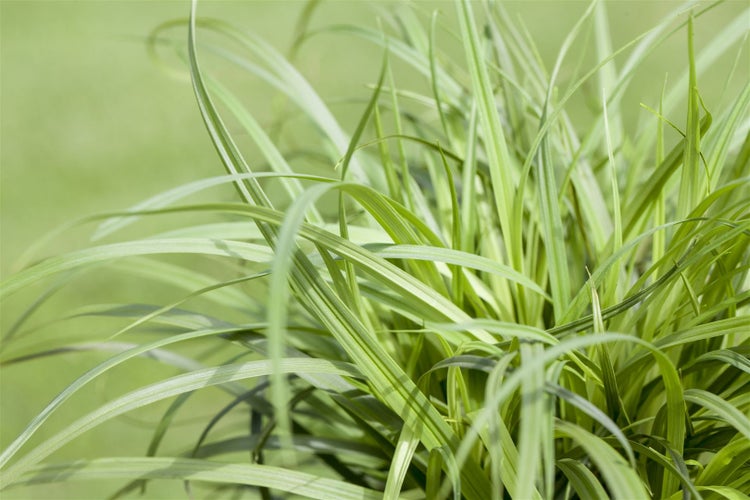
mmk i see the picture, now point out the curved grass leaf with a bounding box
[556,457,609,500]
[0,358,362,488]
[555,420,649,499]
[1,238,273,299]
[684,389,750,441]
[11,457,382,500]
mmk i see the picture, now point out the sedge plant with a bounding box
[1,0,749,498]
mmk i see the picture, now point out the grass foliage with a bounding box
[2,0,749,498]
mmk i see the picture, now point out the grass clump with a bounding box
[1,0,749,498]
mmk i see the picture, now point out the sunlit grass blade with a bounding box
[678,15,706,220]
[382,424,420,499]
[556,457,609,499]
[515,343,545,499]
[11,457,383,500]
[695,437,750,487]
[555,420,649,499]
[0,358,362,487]
[684,389,750,441]
[456,0,520,277]
[1,238,272,299]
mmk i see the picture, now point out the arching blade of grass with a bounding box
[651,315,750,351]
[0,358,362,487]
[426,319,556,345]
[695,437,750,487]
[382,424,420,499]
[694,486,750,500]
[556,458,609,499]
[90,161,333,244]
[684,389,750,441]
[0,326,256,469]
[1,238,273,299]
[10,457,383,500]
[628,440,702,499]
[11,171,330,266]
[555,420,649,499]
[683,349,750,375]
[376,244,548,299]
[546,383,634,465]
[191,435,384,462]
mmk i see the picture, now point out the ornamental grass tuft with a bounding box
[1,1,749,498]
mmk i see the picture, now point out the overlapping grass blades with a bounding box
[1,0,748,498]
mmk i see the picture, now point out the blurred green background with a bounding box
[1,1,747,498]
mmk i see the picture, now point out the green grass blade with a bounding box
[696,486,750,500]
[456,0,520,275]
[677,14,705,219]
[556,458,609,500]
[515,343,545,499]
[555,420,649,499]
[684,389,750,441]
[383,424,420,499]
[0,358,361,488]
[1,238,272,299]
[11,457,382,500]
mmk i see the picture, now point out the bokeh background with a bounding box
[2,1,748,498]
